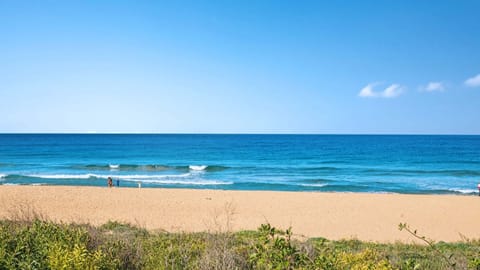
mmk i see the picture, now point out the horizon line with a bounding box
[0,132,479,136]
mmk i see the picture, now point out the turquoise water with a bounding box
[0,134,479,194]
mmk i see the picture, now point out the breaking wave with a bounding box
[27,174,97,179]
[447,188,478,194]
[26,173,192,180]
[300,183,328,187]
[189,165,207,171]
[121,179,232,185]
[2,172,232,186]
[71,164,229,172]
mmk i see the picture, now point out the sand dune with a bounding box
[1,185,479,242]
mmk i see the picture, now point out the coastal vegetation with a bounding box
[0,219,479,269]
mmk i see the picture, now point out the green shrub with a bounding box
[0,220,118,269]
[248,223,309,270]
[335,248,393,270]
[47,242,115,269]
[141,232,205,270]
[469,257,480,270]
[1,220,479,269]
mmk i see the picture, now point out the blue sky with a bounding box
[1,1,479,134]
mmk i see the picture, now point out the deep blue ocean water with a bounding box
[1,134,479,194]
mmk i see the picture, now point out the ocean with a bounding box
[0,134,479,194]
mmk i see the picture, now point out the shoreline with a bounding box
[0,183,477,196]
[1,185,479,243]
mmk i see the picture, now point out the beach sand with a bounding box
[1,185,479,243]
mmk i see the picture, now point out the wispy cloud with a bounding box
[465,74,480,87]
[358,83,404,98]
[382,84,403,98]
[358,83,378,97]
[421,82,445,92]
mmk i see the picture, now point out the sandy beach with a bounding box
[1,185,479,243]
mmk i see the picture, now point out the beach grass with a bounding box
[1,218,479,270]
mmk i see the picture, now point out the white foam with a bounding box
[109,164,119,169]
[27,173,192,180]
[300,183,328,187]
[28,174,96,179]
[30,183,45,186]
[189,165,208,171]
[2,183,19,186]
[0,174,6,179]
[111,173,191,180]
[123,179,232,185]
[448,188,478,194]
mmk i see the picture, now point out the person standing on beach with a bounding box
[107,177,113,188]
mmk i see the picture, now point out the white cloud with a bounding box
[465,74,480,87]
[382,84,403,98]
[422,82,445,92]
[358,83,404,98]
[358,83,378,97]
